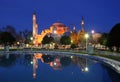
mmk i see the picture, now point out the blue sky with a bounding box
[0,0,120,33]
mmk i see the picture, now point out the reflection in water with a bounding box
[31,53,89,78]
[32,53,42,79]
[32,55,38,79]
[0,53,16,67]
[0,53,120,82]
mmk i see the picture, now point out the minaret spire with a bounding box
[81,16,84,31]
[33,12,38,38]
[73,25,76,31]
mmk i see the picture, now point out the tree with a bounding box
[60,35,71,45]
[107,23,120,52]
[22,29,32,44]
[1,25,17,39]
[60,57,71,67]
[98,33,108,46]
[41,55,54,63]
[71,44,77,49]
[42,35,54,44]
[0,54,16,67]
[0,32,16,46]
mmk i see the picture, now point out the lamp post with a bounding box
[30,37,33,44]
[91,30,95,34]
[91,30,95,42]
[30,37,33,50]
[91,30,95,48]
[85,33,89,52]
[30,37,33,41]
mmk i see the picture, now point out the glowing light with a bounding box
[85,33,89,39]
[82,21,84,25]
[26,44,29,47]
[54,30,57,34]
[33,73,36,79]
[91,30,95,34]
[71,40,73,43]
[30,37,33,41]
[31,61,33,64]
[85,33,89,52]
[17,42,19,45]
[54,62,57,65]
[70,56,73,58]
[85,67,89,72]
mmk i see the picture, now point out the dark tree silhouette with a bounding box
[41,54,54,63]
[1,25,17,39]
[42,35,54,44]
[22,29,32,44]
[107,23,120,52]
[0,32,16,46]
[0,54,16,67]
[98,33,108,46]
[71,44,77,49]
[60,57,71,67]
[60,35,71,45]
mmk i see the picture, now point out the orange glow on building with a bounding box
[32,13,69,46]
[49,58,62,70]
[34,53,42,59]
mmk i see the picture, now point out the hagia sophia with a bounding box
[32,12,86,46]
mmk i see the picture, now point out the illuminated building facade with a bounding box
[70,26,78,44]
[32,13,68,46]
[70,17,86,45]
[32,12,86,47]
[32,53,89,78]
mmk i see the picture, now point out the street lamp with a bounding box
[91,30,95,48]
[30,37,33,41]
[71,40,73,44]
[30,37,33,50]
[91,30,95,34]
[17,41,20,48]
[91,30,95,41]
[85,33,89,51]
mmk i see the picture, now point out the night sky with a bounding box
[0,0,120,33]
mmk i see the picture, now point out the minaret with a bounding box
[73,25,77,33]
[35,23,38,35]
[33,12,38,38]
[33,56,38,79]
[81,16,84,31]
[73,25,76,31]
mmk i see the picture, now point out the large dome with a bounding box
[52,22,66,27]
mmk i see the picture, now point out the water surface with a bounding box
[0,53,120,82]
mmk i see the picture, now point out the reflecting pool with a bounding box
[0,53,120,82]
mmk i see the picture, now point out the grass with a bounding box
[91,54,120,62]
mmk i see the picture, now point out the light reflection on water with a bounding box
[32,53,89,79]
[0,53,120,82]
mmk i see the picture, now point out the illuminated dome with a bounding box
[50,22,69,35]
[52,22,66,27]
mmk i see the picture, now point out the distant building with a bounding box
[92,33,102,43]
[77,17,86,46]
[32,12,87,47]
[70,17,86,46]
[70,26,78,44]
[32,13,68,46]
